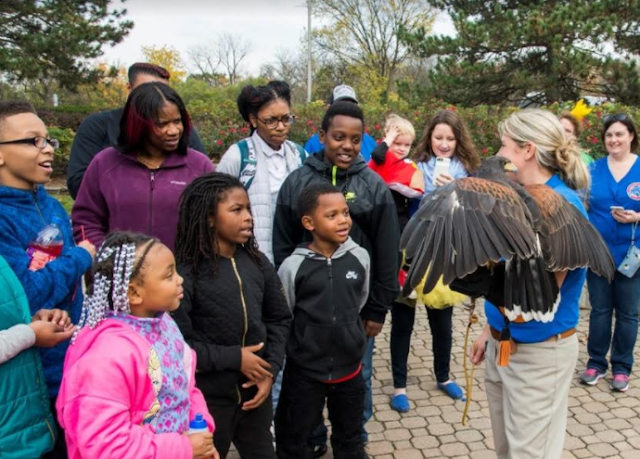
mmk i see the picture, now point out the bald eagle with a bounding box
[401,156,614,322]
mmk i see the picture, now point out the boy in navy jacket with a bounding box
[275,183,370,459]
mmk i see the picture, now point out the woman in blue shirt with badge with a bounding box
[580,114,640,393]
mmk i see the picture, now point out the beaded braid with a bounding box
[73,232,158,342]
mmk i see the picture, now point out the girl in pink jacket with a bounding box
[57,231,218,459]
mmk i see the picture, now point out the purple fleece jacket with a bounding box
[71,147,214,251]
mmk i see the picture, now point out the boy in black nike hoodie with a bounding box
[275,183,370,459]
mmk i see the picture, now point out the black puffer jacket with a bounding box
[173,247,291,406]
[273,151,400,324]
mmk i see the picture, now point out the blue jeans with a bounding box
[587,270,640,376]
[361,336,375,435]
[308,337,375,446]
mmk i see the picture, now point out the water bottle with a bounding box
[187,413,208,434]
[26,217,65,271]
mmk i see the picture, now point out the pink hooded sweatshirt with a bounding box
[57,317,214,459]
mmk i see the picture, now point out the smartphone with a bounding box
[610,206,625,211]
[432,157,451,186]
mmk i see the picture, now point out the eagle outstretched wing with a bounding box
[401,156,615,323]
[524,184,614,279]
[401,175,539,297]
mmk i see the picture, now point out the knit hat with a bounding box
[332,85,358,104]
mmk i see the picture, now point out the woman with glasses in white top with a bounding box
[217,80,307,265]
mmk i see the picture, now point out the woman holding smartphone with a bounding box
[580,113,640,392]
[389,110,480,412]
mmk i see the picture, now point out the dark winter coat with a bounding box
[172,247,291,406]
[273,150,400,324]
[277,238,370,381]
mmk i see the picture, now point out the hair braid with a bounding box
[175,172,261,275]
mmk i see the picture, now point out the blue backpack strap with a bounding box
[237,139,257,189]
[292,142,308,164]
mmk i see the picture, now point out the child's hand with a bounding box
[241,376,274,411]
[78,240,97,260]
[383,125,401,146]
[434,172,454,187]
[363,320,383,337]
[29,321,75,348]
[187,431,215,459]
[32,308,73,329]
[240,343,272,381]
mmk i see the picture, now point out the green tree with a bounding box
[601,59,640,106]
[404,0,640,105]
[0,0,132,102]
[313,0,435,101]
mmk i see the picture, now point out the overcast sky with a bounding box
[99,0,454,75]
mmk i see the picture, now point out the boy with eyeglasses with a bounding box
[0,100,96,458]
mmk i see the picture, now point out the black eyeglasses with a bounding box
[604,114,629,124]
[0,136,60,150]
[257,114,295,130]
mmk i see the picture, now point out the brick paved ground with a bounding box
[229,298,640,459]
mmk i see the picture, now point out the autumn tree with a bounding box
[141,45,187,83]
[0,0,132,102]
[86,64,128,107]
[404,0,640,105]
[312,0,435,100]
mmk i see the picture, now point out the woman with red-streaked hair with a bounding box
[72,82,214,251]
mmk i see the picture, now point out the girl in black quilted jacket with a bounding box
[173,172,292,459]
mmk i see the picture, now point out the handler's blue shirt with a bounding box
[485,175,586,343]
[588,155,640,266]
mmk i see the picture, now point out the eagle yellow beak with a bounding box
[504,161,518,173]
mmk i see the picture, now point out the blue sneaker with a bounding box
[390,394,410,412]
[437,380,464,400]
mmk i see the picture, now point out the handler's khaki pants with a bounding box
[485,333,578,459]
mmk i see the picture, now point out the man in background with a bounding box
[66,62,207,198]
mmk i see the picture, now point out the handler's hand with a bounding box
[470,325,491,365]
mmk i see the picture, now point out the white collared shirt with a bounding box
[253,131,287,198]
